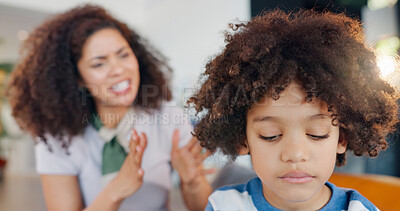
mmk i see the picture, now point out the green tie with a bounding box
[91,114,128,175]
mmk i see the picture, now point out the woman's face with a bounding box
[77,28,140,108]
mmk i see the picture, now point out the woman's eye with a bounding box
[91,63,103,68]
[307,134,329,140]
[120,53,129,58]
[259,134,282,142]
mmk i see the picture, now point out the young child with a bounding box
[188,9,398,211]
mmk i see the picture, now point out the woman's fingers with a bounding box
[115,129,145,196]
[171,129,180,152]
[186,137,198,151]
[129,129,140,153]
[190,142,202,156]
[137,168,144,179]
[128,129,148,168]
[178,137,211,165]
[202,168,216,175]
[135,133,147,164]
[190,141,212,163]
[134,133,147,179]
[199,150,212,162]
[140,132,148,150]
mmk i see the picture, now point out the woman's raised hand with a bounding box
[108,129,147,202]
[170,129,214,186]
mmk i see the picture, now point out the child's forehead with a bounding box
[249,83,330,115]
[262,83,311,103]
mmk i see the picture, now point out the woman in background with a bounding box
[8,5,212,211]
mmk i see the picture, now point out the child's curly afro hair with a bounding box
[188,9,399,166]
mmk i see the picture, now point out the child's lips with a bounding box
[278,171,315,184]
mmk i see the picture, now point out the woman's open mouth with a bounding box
[109,79,131,95]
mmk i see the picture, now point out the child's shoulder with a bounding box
[206,179,380,211]
[324,182,380,211]
[206,177,276,211]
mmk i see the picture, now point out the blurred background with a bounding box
[0,0,399,210]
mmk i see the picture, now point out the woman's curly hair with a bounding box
[8,5,172,148]
[188,9,399,166]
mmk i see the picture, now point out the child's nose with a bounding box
[280,138,310,163]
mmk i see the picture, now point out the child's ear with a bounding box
[238,140,250,155]
[337,130,347,154]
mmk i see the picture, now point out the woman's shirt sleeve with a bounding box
[35,135,86,175]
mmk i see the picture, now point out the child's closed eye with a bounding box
[307,134,329,140]
[259,134,282,142]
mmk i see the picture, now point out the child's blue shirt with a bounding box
[206,177,379,211]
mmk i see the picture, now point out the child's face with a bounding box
[242,82,346,209]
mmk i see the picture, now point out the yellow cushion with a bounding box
[329,173,400,210]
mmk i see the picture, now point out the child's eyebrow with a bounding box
[309,114,331,120]
[253,114,330,123]
[253,116,279,123]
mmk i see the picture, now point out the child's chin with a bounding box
[276,189,318,203]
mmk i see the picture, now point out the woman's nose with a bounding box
[109,56,124,76]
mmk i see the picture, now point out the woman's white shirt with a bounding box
[35,104,193,211]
